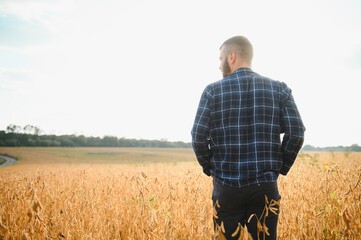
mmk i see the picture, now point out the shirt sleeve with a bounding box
[279,83,306,175]
[191,86,213,176]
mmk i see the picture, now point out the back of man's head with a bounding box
[221,36,253,65]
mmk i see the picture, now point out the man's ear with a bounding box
[228,52,236,64]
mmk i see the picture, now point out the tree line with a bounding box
[302,144,361,152]
[0,124,191,148]
[2,124,360,151]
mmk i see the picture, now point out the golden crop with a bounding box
[0,148,360,239]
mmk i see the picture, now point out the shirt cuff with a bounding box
[279,165,290,176]
[203,168,211,176]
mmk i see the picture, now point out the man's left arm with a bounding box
[191,88,213,176]
[279,87,306,175]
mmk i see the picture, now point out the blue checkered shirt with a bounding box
[191,68,305,188]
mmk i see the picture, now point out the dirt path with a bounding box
[0,155,16,167]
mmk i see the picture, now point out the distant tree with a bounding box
[5,138,18,146]
[102,136,118,147]
[0,131,5,146]
[6,124,22,133]
[87,136,102,147]
[59,136,75,147]
[350,144,361,152]
[23,125,33,134]
[33,126,42,135]
[73,135,87,146]
[302,144,316,151]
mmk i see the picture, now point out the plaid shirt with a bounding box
[191,68,305,188]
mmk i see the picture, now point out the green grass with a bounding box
[0,147,196,165]
[0,156,6,165]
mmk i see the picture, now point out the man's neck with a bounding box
[231,64,251,73]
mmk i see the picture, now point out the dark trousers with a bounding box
[212,179,281,240]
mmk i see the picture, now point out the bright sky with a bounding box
[1,0,360,147]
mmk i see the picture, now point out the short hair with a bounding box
[221,36,253,64]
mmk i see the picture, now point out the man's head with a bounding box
[219,36,253,77]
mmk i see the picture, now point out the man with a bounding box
[191,36,305,239]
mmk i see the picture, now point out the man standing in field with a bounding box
[191,35,305,239]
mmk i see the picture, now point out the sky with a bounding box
[0,0,360,147]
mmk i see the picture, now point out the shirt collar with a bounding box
[233,67,253,74]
